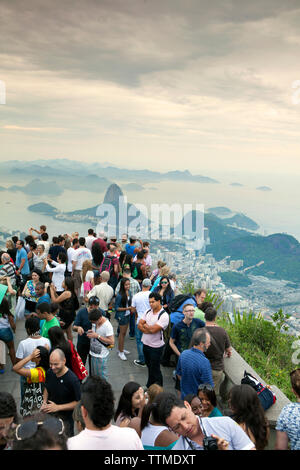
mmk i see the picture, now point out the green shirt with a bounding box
[193,307,205,322]
[41,316,61,339]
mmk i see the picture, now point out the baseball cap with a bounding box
[88,296,100,306]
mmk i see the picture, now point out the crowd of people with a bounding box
[0,225,299,451]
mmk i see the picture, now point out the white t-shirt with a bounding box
[72,247,92,271]
[89,319,114,359]
[67,247,77,272]
[141,308,169,348]
[132,290,151,324]
[172,416,255,451]
[85,235,97,251]
[16,337,51,368]
[67,425,144,450]
[45,261,66,291]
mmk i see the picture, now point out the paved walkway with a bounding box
[0,316,175,415]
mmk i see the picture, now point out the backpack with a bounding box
[131,262,143,280]
[241,370,276,411]
[99,255,115,275]
[169,294,193,312]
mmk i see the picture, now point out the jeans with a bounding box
[135,324,145,363]
[129,313,136,337]
[143,344,165,388]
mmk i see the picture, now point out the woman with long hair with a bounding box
[0,296,16,371]
[115,381,146,435]
[115,278,133,361]
[12,346,49,417]
[21,269,43,316]
[140,392,178,450]
[81,259,94,296]
[229,384,269,450]
[91,242,103,274]
[153,276,174,313]
[49,277,79,342]
[47,326,72,369]
[118,251,133,277]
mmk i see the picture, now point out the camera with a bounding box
[203,435,218,451]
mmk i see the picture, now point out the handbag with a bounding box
[68,340,88,381]
[241,370,276,411]
[15,296,26,320]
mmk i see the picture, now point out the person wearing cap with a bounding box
[131,279,151,367]
[73,296,105,367]
[125,235,143,257]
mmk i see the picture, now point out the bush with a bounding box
[218,310,298,401]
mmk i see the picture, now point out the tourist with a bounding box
[138,292,169,388]
[41,348,81,437]
[0,296,16,369]
[131,250,148,285]
[197,383,223,417]
[12,346,50,417]
[73,296,100,366]
[67,376,143,450]
[86,271,114,318]
[131,278,151,367]
[85,228,97,251]
[87,308,114,379]
[0,253,17,286]
[92,231,108,254]
[115,278,134,361]
[5,240,17,263]
[21,269,43,316]
[66,238,79,277]
[72,237,92,298]
[91,241,104,274]
[37,232,51,256]
[15,240,30,285]
[170,289,207,325]
[125,235,141,257]
[12,413,68,450]
[29,225,47,241]
[33,244,47,272]
[158,393,255,450]
[0,392,18,450]
[184,394,202,416]
[176,328,214,399]
[44,251,67,295]
[114,381,146,435]
[81,259,94,296]
[229,384,269,450]
[140,392,178,450]
[275,368,300,450]
[36,302,61,340]
[48,236,66,263]
[204,306,232,396]
[49,277,79,342]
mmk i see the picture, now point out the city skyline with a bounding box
[1,1,300,175]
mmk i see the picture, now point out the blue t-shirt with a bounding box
[125,243,136,256]
[16,248,30,275]
[176,347,214,399]
[37,294,51,306]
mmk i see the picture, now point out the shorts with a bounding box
[0,327,13,343]
[73,270,82,291]
[115,311,130,326]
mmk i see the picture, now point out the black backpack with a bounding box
[145,308,169,342]
[99,255,115,275]
[169,294,193,312]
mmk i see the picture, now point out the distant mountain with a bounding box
[0,159,219,185]
[210,233,300,282]
[207,207,233,217]
[121,183,145,192]
[230,182,244,187]
[9,179,64,196]
[257,186,272,192]
[28,202,58,215]
[223,213,259,231]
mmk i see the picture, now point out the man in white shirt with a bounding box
[72,237,92,297]
[158,393,255,451]
[67,376,143,450]
[67,238,79,276]
[131,278,151,367]
[85,229,97,251]
[86,271,114,317]
[86,308,114,380]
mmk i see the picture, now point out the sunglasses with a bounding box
[161,281,168,284]
[15,417,64,441]
[197,384,214,392]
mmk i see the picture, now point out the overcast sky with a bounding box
[1,0,300,175]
